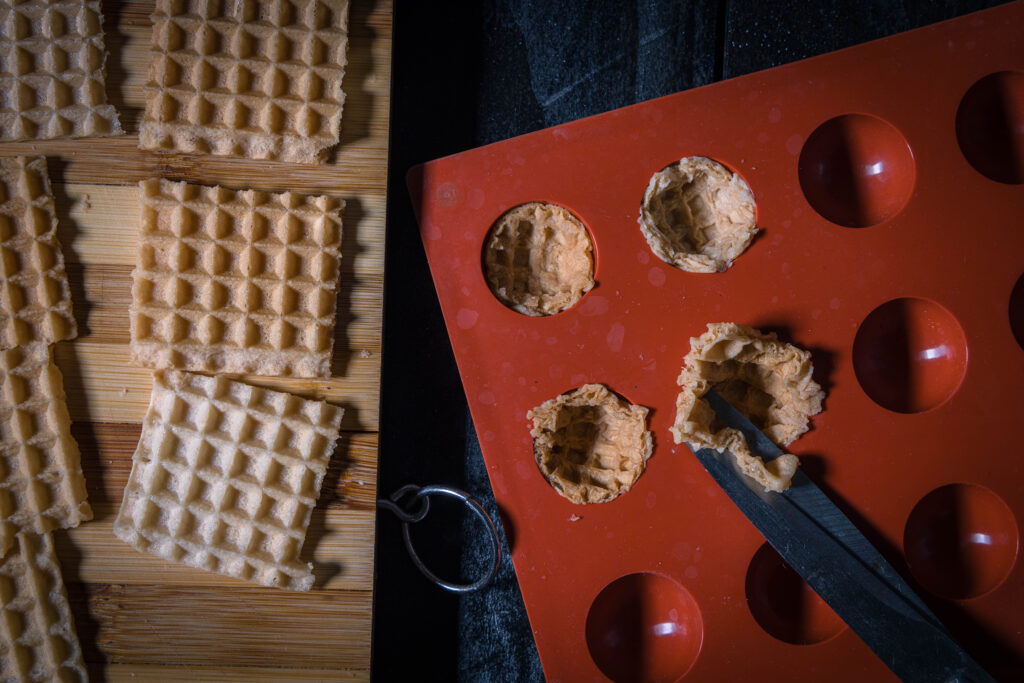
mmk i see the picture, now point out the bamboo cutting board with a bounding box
[0,1,391,680]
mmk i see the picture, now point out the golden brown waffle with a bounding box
[0,343,90,557]
[0,0,122,141]
[139,0,350,163]
[483,202,595,316]
[528,384,652,504]
[671,323,825,492]
[130,178,344,378]
[639,157,757,273]
[0,156,77,350]
[0,533,87,682]
[114,370,343,590]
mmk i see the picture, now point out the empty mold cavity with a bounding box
[1010,273,1024,350]
[956,71,1024,184]
[852,297,967,413]
[798,114,915,228]
[586,572,703,683]
[904,484,1018,600]
[482,202,594,316]
[638,157,757,273]
[745,543,846,645]
[528,384,652,505]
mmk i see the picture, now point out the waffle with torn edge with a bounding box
[0,343,90,558]
[139,0,350,163]
[114,370,343,591]
[483,202,595,316]
[0,532,87,682]
[671,323,825,493]
[130,178,344,378]
[528,384,652,505]
[0,0,122,141]
[639,157,757,273]
[0,156,77,350]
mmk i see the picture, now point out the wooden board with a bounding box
[0,1,392,679]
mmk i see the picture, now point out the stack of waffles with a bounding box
[109,0,352,592]
[0,156,88,681]
[0,0,353,673]
[115,175,345,591]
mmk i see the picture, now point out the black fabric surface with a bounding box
[374,2,1008,681]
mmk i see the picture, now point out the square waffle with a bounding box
[113,370,343,591]
[130,178,344,378]
[0,0,122,141]
[0,156,76,350]
[0,532,86,682]
[139,0,350,164]
[0,343,90,557]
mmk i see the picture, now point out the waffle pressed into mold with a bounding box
[0,343,90,557]
[528,383,652,504]
[113,370,343,591]
[130,178,344,378]
[639,156,758,273]
[0,156,77,350]
[139,0,350,163]
[0,532,87,683]
[671,322,824,493]
[483,202,595,316]
[0,0,122,141]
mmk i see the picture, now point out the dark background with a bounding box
[374,1,1010,680]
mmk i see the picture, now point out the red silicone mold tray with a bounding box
[408,5,1024,681]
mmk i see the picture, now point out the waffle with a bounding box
[0,532,86,682]
[0,343,90,557]
[130,178,344,378]
[0,156,77,350]
[528,384,652,504]
[113,370,343,590]
[0,0,122,141]
[483,202,595,316]
[639,157,757,273]
[139,0,350,164]
[671,323,825,492]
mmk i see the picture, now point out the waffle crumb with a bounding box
[113,370,343,590]
[672,323,824,492]
[529,384,652,504]
[639,157,757,273]
[483,202,594,316]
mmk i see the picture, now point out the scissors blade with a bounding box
[695,389,993,683]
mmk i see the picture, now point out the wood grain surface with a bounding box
[1,1,392,679]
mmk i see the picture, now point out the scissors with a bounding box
[695,389,995,683]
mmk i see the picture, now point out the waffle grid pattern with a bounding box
[140,0,350,163]
[529,384,652,505]
[483,202,594,316]
[0,532,87,683]
[0,156,77,350]
[114,370,343,590]
[0,343,90,557]
[130,178,343,378]
[0,0,122,141]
